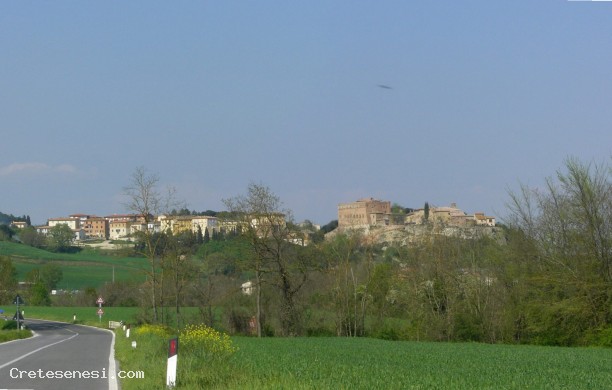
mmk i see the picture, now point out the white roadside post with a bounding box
[166,338,178,388]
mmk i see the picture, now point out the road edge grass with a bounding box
[0,320,33,343]
[113,324,244,389]
[0,330,32,343]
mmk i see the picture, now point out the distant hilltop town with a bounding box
[335,198,499,244]
[7,197,496,243]
[338,198,495,229]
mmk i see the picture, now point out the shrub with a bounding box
[306,326,335,337]
[180,324,237,360]
[373,326,400,341]
[134,323,173,337]
[583,326,612,347]
[1,320,18,330]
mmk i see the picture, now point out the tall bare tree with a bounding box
[123,166,181,323]
[163,231,197,328]
[223,183,309,336]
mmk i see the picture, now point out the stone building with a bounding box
[338,198,392,228]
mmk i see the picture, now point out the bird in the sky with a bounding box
[377,84,393,89]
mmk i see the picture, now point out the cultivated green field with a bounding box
[0,241,147,289]
[11,304,612,389]
[114,334,612,389]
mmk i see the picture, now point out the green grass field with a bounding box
[14,306,140,326]
[113,333,612,389]
[10,304,612,389]
[8,306,203,329]
[0,241,147,289]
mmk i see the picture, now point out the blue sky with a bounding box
[1,1,611,225]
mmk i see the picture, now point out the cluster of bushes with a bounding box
[115,322,239,389]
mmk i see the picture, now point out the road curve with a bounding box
[0,319,118,390]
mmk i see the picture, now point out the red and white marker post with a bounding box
[166,338,178,387]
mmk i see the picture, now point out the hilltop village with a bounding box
[8,198,497,245]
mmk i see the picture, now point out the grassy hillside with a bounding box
[0,241,148,289]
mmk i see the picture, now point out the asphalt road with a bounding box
[0,319,118,390]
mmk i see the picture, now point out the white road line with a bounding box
[1,319,118,389]
[107,329,118,390]
[0,332,79,371]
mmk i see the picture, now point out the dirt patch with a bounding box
[83,240,122,250]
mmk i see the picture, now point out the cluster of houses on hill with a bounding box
[12,213,222,241]
[9,198,496,242]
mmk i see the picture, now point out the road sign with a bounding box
[97,308,104,316]
[96,297,105,305]
[13,294,25,305]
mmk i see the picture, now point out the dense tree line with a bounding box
[107,158,610,346]
[0,212,30,226]
[174,157,609,346]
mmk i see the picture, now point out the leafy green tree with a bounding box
[391,203,407,214]
[40,264,63,290]
[369,263,394,323]
[84,287,99,306]
[320,231,372,337]
[98,281,140,307]
[19,226,46,248]
[0,224,14,241]
[320,220,338,234]
[25,268,41,284]
[29,282,51,306]
[0,256,18,304]
[506,156,612,345]
[196,225,204,245]
[47,224,75,252]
